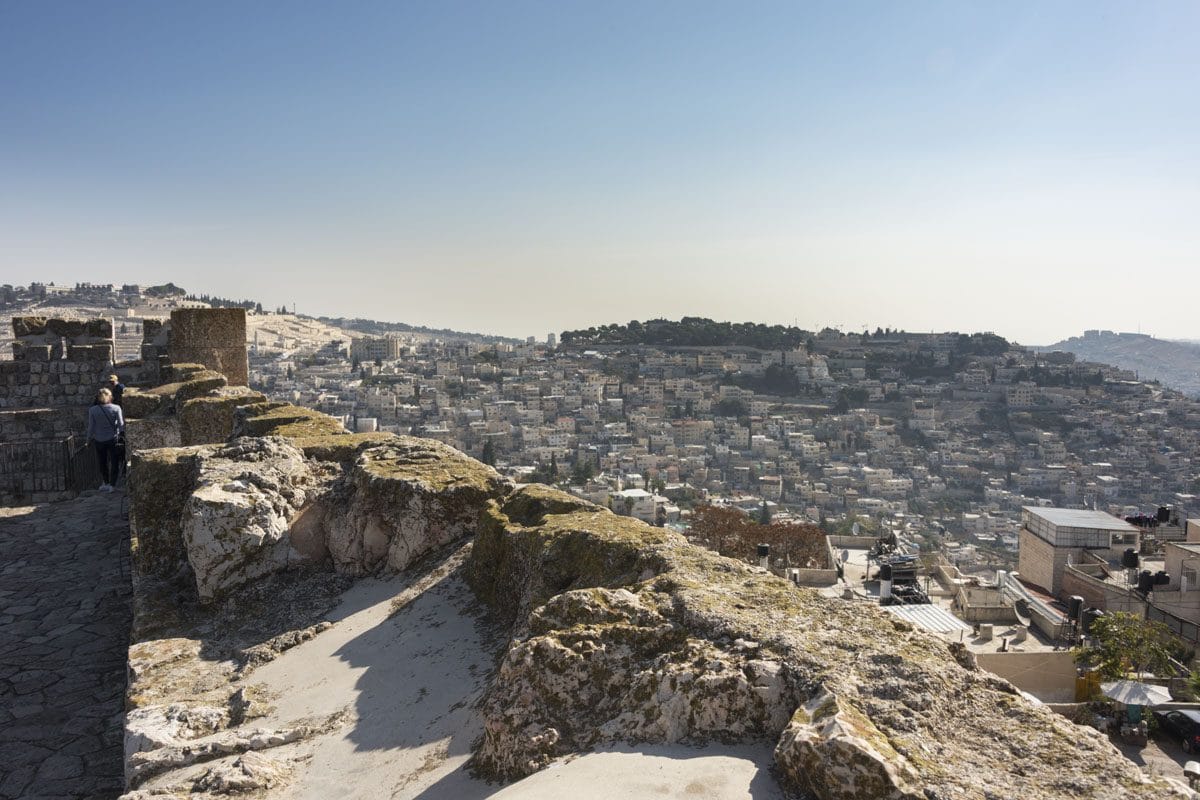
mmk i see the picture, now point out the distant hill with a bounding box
[1038,331,1200,397]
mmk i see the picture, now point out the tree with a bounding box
[549,453,558,481]
[1074,612,1180,680]
[481,440,496,466]
[688,504,826,568]
[757,501,772,525]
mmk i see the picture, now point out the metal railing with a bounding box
[0,434,108,504]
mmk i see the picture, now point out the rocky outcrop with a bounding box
[465,485,1191,799]
[179,386,267,446]
[181,437,323,602]
[130,413,508,600]
[318,437,510,575]
[125,378,1193,799]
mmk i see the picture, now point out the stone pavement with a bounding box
[0,490,131,800]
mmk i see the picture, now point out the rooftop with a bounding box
[1022,506,1137,532]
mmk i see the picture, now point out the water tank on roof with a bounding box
[1158,506,1172,523]
[1155,571,1170,586]
[756,543,770,558]
[1138,571,1155,594]
[1083,608,1104,635]
[1068,596,1084,620]
[1122,548,1140,569]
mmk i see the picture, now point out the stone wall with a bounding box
[122,373,1196,799]
[0,407,86,442]
[0,317,115,411]
[169,308,247,386]
[138,317,171,385]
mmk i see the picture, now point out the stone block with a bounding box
[125,417,182,453]
[11,316,47,337]
[17,344,52,362]
[67,343,113,362]
[179,387,267,446]
[169,308,248,386]
[129,445,212,578]
[46,318,85,338]
[174,371,228,405]
[83,318,113,338]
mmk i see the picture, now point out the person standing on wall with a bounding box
[93,374,124,406]
[87,387,125,493]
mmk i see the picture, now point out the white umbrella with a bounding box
[1101,679,1172,706]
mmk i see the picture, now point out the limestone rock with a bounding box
[125,703,230,761]
[174,371,228,405]
[774,689,923,800]
[181,437,319,602]
[466,485,1190,799]
[320,436,509,575]
[129,446,212,578]
[476,586,801,779]
[179,387,268,446]
[122,387,171,420]
[234,402,347,439]
[193,751,290,794]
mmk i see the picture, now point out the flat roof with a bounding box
[883,604,972,635]
[1022,506,1137,532]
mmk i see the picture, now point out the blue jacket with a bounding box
[87,403,125,443]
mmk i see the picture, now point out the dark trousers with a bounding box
[94,438,120,485]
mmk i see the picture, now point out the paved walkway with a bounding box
[0,490,131,800]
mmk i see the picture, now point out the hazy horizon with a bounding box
[3,2,1197,344]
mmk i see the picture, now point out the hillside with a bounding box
[1039,331,1200,397]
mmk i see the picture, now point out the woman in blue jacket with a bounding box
[86,387,125,492]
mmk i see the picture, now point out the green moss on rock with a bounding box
[179,388,268,446]
[128,445,212,578]
[173,371,229,405]
[293,432,396,463]
[235,403,346,439]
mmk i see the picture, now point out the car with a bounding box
[1152,708,1200,753]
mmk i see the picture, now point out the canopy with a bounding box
[1100,679,1172,706]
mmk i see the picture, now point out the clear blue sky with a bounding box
[2,1,1197,343]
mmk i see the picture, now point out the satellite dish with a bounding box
[840,549,850,564]
[1013,598,1032,628]
[852,522,861,536]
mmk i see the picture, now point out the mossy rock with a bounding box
[122,387,170,419]
[355,435,507,494]
[179,388,268,446]
[174,371,229,405]
[235,403,345,439]
[167,362,210,381]
[466,485,679,627]
[294,432,396,463]
[128,445,213,578]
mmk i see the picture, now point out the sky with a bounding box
[2,2,1198,344]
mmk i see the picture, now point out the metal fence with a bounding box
[0,435,107,504]
[1147,603,1200,644]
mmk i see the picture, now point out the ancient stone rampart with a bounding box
[0,316,116,504]
[168,308,248,386]
[122,370,1195,800]
[1,316,114,410]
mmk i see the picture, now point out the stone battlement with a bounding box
[120,365,1194,799]
[1,316,115,410]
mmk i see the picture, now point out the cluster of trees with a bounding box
[320,317,518,346]
[561,318,815,350]
[184,293,265,312]
[1074,611,1185,680]
[688,504,828,568]
[144,282,186,298]
[1010,365,1106,388]
[721,363,803,396]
